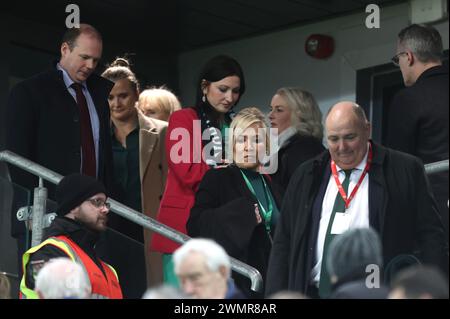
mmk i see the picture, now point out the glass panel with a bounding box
[0,176,32,298]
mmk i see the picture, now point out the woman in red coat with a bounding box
[151,55,246,285]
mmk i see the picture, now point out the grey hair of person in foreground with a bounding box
[173,238,231,276]
[35,257,91,299]
[142,284,190,299]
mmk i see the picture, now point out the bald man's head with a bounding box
[325,102,371,170]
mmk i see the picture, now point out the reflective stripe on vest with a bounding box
[20,237,78,299]
[20,236,122,299]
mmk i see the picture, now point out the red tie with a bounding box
[71,83,96,177]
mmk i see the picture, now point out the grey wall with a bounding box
[177,3,449,118]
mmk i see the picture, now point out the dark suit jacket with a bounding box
[270,133,324,196]
[386,65,449,236]
[187,164,281,297]
[6,67,114,237]
[265,142,447,296]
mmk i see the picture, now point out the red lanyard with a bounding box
[331,143,372,209]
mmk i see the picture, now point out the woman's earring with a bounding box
[202,94,206,103]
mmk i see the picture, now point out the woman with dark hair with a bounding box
[268,87,325,196]
[151,55,246,285]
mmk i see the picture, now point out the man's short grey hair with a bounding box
[327,227,383,281]
[142,284,190,299]
[173,238,231,276]
[398,24,443,63]
[35,257,91,299]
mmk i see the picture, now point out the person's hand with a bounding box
[254,204,262,224]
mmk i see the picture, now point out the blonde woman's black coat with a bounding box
[187,164,281,297]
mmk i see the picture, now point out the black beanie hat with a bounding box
[56,173,107,216]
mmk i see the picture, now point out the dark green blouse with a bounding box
[111,126,142,213]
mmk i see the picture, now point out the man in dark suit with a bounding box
[6,24,114,278]
[386,24,448,237]
[265,101,447,298]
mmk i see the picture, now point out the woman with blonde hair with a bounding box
[268,87,324,195]
[187,107,281,297]
[138,86,181,121]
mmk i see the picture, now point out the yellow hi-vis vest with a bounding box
[20,236,122,299]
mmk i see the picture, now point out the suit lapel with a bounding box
[368,143,388,236]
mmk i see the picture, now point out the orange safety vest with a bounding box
[20,235,123,299]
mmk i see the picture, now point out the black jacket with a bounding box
[25,216,103,289]
[6,67,114,237]
[265,142,447,296]
[187,165,281,297]
[270,133,324,196]
[386,65,448,164]
[386,65,449,236]
[330,280,389,299]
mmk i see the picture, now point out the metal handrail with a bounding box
[0,150,263,293]
[424,159,449,175]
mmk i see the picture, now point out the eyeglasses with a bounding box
[391,51,408,66]
[86,198,110,210]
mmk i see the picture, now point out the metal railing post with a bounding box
[31,177,47,247]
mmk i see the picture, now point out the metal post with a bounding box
[31,178,47,247]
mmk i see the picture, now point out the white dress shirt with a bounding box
[311,146,371,285]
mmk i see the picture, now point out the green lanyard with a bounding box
[240,170,273,233]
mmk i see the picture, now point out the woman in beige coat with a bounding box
[102,58,168,295]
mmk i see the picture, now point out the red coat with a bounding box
[151,108,209,253]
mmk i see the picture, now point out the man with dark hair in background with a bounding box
[6,24,114,280]
[387,24,449,238]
